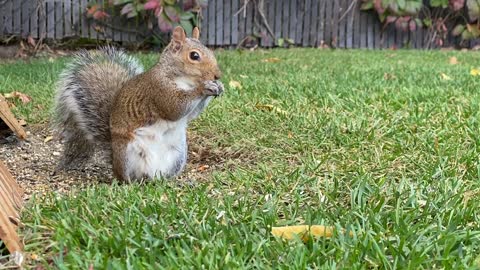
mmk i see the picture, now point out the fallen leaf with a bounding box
[440,73,452,80]
[229,80,242,90]
[471,68,480,76]
[384,73,397,80]
[30,253,39,261]
[262,57,281,63]
[288,132,293,138]
[271,225,353,242]
[18,119,27,126]
[255,104,288,116]
[239,74,248,79]
[197,164,209,172]
[449,56,458,65]
[44,136,53,143]
[4,91,32,104]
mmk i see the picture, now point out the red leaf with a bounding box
[93,10,109,20]
[385,15,397,25]
[144,0,159,10]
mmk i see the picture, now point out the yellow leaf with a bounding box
[4,91,32,104]
[471,68,480,76]
[229,80,242,89]
[239,74,248,79]
[44,136,53,143]
[255,104,288,116]
[271,225,352,242]
[449,56,458,65]
[440,73,452,80]
[262,57,281,63]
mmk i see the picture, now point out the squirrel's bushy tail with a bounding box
[53,46,143,169]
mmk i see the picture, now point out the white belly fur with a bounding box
[124,119,187,180]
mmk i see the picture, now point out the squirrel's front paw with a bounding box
[203,80,224,97]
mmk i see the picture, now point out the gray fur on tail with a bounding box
[53,46,144,170]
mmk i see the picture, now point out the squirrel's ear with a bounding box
[192,27,200,39]
[172,26,186,43]
[171,26,186,52]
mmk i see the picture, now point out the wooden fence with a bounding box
[0,0,472,49]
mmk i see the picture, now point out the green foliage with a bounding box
[87,0,207,40]
[4,49,480,268]
[361,0,480,45]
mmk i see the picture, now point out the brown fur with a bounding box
[109,26,222,181]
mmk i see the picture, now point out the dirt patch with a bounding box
[0,123,239,200]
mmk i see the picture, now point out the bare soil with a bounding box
[0,123,226,200]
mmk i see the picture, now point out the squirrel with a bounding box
[53,26,224,182]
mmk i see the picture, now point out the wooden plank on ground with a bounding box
[208,0,215,45]
[0,160,24,256]
[0,97,27,140]
[215,0,223,45]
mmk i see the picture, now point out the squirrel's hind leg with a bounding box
[55,130,95,172]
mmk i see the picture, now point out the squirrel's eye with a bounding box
[189,51,200,61]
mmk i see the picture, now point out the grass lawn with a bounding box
[1,48,480,269]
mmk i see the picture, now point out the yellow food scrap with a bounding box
[471,68,480,76]
[271,225,352,242]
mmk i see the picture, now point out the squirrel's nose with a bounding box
[214,75,221,80]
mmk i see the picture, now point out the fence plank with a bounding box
[215,0,223,45]
[0,1,4,35]
[72,0,79,36]
[274,0,282,46]
[30,1,39,38]
[208,0,215,45]
[373,13,381,48]
[264,0,274,47]
[360,7,367,48]
[21,0,30,37]
[223,0,230,46]
[55,0,63,39]
[4,0,12,34]
[245,0,253,42]
[64,0,72,37]
[324,0,333,47]
[282,0,289,47]
[301,0,310,47]
[367,12,374,49]
[331,0,340,47]
[336,0,345,48]
[288,0,296,46]
[200,5,208,44]
[46,0,55,39]
[80,0,88,38]
[309,0,318,47]
[346,3,353,48]
[38,0,46,39]
[231,0,238,45]
[13,0,21,34]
